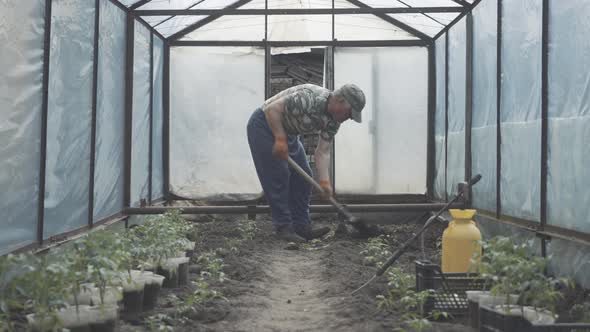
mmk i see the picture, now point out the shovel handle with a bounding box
[287,157,355,220]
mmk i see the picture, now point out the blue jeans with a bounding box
[247,108,312,227]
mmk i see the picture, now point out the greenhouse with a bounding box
[1,0,589,331]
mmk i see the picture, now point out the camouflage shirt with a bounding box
[263,84,340,140]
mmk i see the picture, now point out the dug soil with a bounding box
[118,214,474,332]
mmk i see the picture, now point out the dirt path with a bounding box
[118,216,473,332]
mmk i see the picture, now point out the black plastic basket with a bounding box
[415,260,488,317]
[479,305,590,332]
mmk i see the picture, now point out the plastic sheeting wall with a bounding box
[44,0,95,238]
[151,37,164,201]
[547,0,590,234]
[131,23,151,206]
[471,0,497,212]
[446,20,466,198]
[0,0,45,253]
[334,47,427,194]
[93,0,126,222]
[434,37,446,200]
[500,0,542,221]
[170,47,264,199]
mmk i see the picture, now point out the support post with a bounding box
[38,0,53,245]
[496,0,502,219]
[148,33,154,204]
[89,0,100,228]
[465,12,474,206]
[444,33,450,202]
[163,42,170,201]
[426,44,436,199]
[540,0,549,257]
[124,13,135,208]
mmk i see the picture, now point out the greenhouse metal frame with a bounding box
[1,0,589,287]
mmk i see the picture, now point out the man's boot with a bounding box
[293,224,331,241]
[274,224,306,243]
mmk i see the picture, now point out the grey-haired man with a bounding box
[247,84,366,242]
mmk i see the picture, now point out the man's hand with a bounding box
[319,179,333,199]
[272,136,288,160]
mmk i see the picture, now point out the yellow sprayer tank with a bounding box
[441,209,482,273]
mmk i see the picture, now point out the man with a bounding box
[247,83,366,242]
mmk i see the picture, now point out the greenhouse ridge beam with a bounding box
[169,40,429,47]
[449,0,470,7]
[345,0,432,42]
[135,7,464,16]
[169,0,254,41]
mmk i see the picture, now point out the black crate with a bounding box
[415,260,488,317]
[479,305,590,332]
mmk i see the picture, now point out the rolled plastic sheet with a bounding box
[94,0,126,222]
[170,47,264,199]
[446,19,466,197]
[151,37,164,201]
[434,36,447,201]
[131,23,151,206]
[44,0,95,238]
[471,0,497,212]
[500,0,542,222]
[335,47,427,194]
[547,0,590,234]
[0,0,45,253]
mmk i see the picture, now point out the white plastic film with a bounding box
[151,37,164,200]
[44,0,95,238]
[446,19,466,198]
[94,0,126,222]
[0,0,45,252]
[131,23,151,206]
[471,0,497,212]
[335,47,428,194]
[500,0,542,221]
[170,47,264,199]
[434,36,446,200]
[547,0,590,234]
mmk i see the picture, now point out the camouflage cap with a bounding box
[337,83,366,123]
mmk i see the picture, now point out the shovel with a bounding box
[287,157,373,235]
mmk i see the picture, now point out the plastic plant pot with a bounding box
[88,305,118,332]
[158,257,189,288]
[466,290,489,329]
[142,274,165,311]
[120,276,146,316]
[185,241,196,258]
[27,305,93,332]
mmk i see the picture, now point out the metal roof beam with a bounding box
[136,7,464,16]
[345,0,432,42]
[130,0,153,10]
[168,0,254,41]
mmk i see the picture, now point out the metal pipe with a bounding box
[89,0,100,229]
[496,0,502,219]
[162,42,170,201]
[540,0,549,257]
[170,40,429,47]
[465,12,473,207]
[124,203,465,215]
[135,7,464,16]
[148,33,154,204]
[124,13,135,208]
[426,44,436,200]
[444,33,449,202]
[38,0,53,245]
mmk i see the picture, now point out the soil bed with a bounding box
[118,214,474,332]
